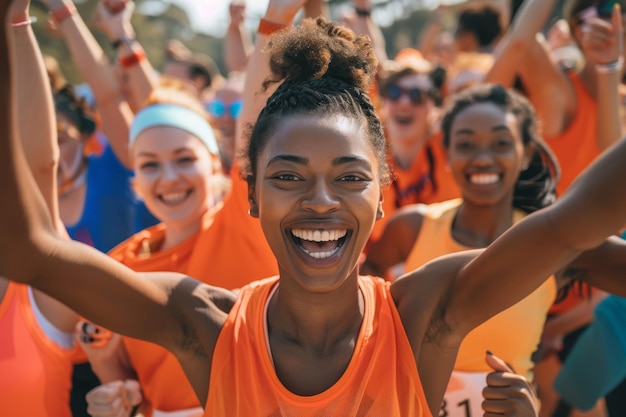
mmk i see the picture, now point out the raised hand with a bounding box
[580,4,624,67]
[92,0,135,41]
[265,0,309,25]
[86,380,142,417]
[229,0,245,26]
[483,352,539,417]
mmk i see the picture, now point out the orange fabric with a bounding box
[206,276,432,417]
[546,71,599,196]
[107,167,278,414]
[370,133,459,244]
[404,200,556,379]
[0,283,74,417]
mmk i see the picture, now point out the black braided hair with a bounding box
[242,17,390,186]
[440,84,561,213]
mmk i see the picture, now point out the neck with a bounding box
[267,274,364,352]
[161,216,204,251]
[453,198,516,247]
[391,134,429,170]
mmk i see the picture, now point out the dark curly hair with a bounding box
[455,6,503,48]
[241,17,390,186]
[54,84,96,136]
[440,84,560,213]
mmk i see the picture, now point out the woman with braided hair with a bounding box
[5,4,626,416]
[362,84,561,416]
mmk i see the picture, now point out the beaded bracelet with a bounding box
[596,57,624,74]
[10,16,37,28]
[257,17,287,36]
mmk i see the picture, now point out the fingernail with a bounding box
[486,350,493,355]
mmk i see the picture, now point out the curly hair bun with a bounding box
[264,17,378,92]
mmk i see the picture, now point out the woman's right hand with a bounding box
[86,380,143,417]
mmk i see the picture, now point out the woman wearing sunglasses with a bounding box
[370,52,459,250]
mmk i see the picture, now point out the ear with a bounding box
[376,192,384,220]
[522,143,536,171]
[247,175,259,218]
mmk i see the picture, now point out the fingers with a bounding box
[86,380,139,417]
[485,351,514,373]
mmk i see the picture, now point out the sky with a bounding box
[158,0,470,38]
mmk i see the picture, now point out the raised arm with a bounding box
[486,0,575,137]
[347,0,388,63]
[0,1,220,358]
[224,1,253,73]
[44,0,134,167]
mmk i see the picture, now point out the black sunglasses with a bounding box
[384,85,430,105]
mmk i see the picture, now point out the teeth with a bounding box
[160,191,188,204]
[291,229,348,242]
[301,247,340,259]
[470,174,499,185]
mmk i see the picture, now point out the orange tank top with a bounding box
[107,168,278,414]
[546,71,599,196]
[205,276,432,417]
[0,283,74,417]
[404,200,556,379]
[371,134,460,245]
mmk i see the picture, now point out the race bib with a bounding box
[153,407,204,417]
[439,371,487,417]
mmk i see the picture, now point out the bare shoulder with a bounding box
[390,250,483,344]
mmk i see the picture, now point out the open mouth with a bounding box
[291,229,349,260]
[393,115,415,125]
[158,189,193,206]
[467,173,501,185]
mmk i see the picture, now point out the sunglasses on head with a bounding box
[384,85,430,105]
[205,99,243,119]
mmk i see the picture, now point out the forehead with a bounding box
[395,73,432,90]
[133,126,208,155]
[261,114,374,161]
[451,102,519,132]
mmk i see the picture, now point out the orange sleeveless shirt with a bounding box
[0,283,74,417]
[107,167,278,414]
[205,276,432,417]
[546,71,599,196]
[404,200,556,379]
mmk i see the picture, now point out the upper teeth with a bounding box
[470,174,499,185]
[161,191,187,203]
[291,229,347,242]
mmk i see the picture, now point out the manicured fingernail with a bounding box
[486,350,493,355]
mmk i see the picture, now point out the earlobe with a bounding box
[247,178,259,218]
[376,201,384,220]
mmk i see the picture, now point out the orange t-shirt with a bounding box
[403,200,556,379]
[370,133,459,245]
[546,71,599,197]
[107,167,278,414]
[0,283,74,417]
[206,276,432,417]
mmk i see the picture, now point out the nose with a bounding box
[160,162,179,183]
[471,147,496,167]
[300,178,341,213]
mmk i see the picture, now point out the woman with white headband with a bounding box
[76,83,277,417]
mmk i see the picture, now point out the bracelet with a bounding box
[596,57,624,74]
[353,6,372,17]
[119,49,146,69]
[50,3,77,25]
[10,16,37,28]
[112,35,136,50]
[257,17,287,36]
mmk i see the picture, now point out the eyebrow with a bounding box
[135,148,194,158]
[454,125,511,135]
[267,155,373,169]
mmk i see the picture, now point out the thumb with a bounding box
[613,3,623,51]
[123,380,142,407]
[485,351,514,373]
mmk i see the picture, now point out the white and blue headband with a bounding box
[129,103,219,155]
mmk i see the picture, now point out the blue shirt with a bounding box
[66,145,158,253]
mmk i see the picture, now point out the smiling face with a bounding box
[132,126,215,230]
[250,114,382,292]
[382,73,435,145]
[447,102,529,206]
